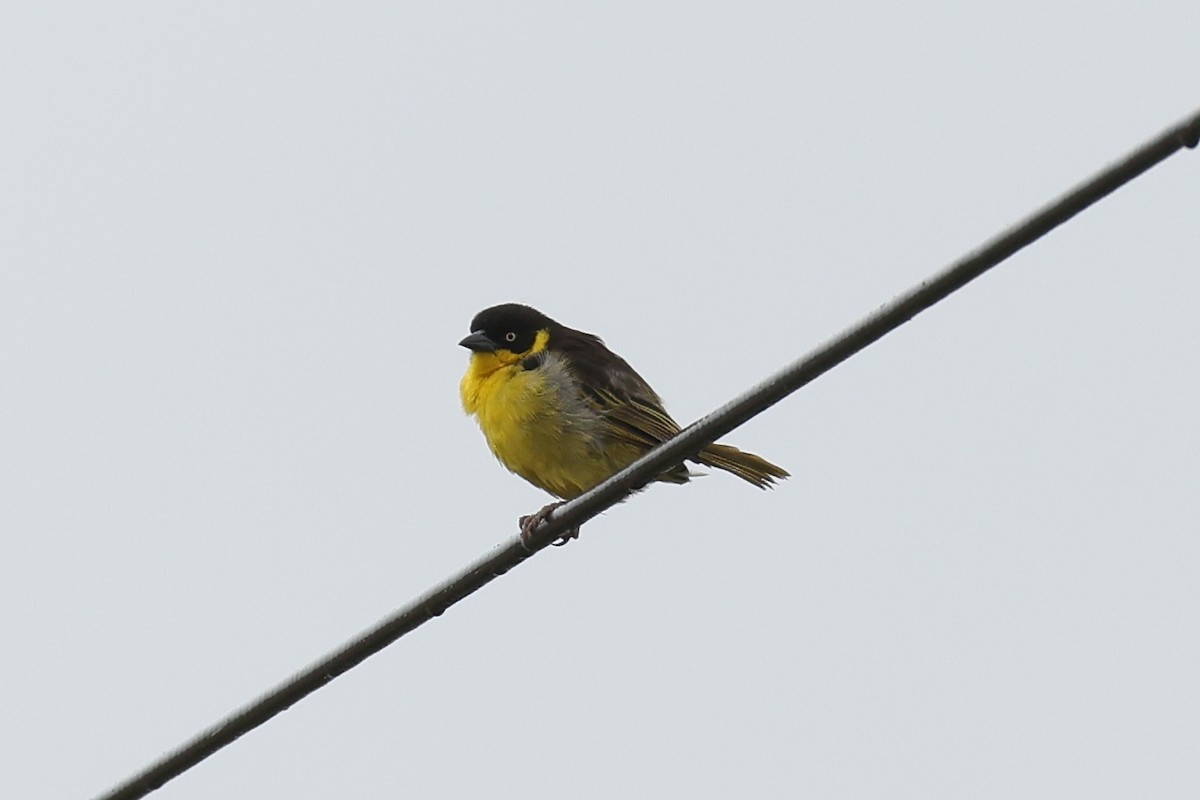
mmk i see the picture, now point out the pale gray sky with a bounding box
[3,3,1199,799]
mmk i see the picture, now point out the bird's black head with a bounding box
[459,303,555,355]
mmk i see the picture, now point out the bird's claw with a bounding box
[519,501,580,546]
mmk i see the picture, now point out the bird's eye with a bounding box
[505,332,517,343]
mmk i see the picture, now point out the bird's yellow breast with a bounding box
[460,347,638,499]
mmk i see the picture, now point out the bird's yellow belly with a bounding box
[461,362,639,499]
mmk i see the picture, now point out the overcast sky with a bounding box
[3,3,1199,799]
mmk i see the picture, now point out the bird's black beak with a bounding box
[458,331,498,352]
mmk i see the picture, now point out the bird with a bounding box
[459,303,788,542]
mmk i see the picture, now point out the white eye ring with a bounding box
[505,332,517,342]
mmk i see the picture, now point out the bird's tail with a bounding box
[695,443,789,489]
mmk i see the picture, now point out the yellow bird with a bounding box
[459,304,788,539]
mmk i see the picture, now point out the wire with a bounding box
[93,109,1199,800]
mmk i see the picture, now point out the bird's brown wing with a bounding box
[554,327,683,448]
[554,325,788,488]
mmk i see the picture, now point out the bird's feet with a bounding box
[519,501,580,547]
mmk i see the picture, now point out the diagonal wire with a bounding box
[93,109,1199,800]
